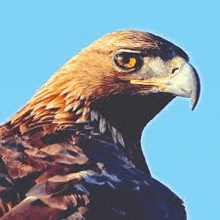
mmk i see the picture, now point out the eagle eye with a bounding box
[114,52,143,72]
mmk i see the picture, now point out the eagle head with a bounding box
[4,30,200,144]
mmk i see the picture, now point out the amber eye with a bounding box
[114,52,143,72]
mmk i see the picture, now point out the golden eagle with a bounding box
[0,30,200,219]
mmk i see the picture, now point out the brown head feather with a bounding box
[1,30,159,138]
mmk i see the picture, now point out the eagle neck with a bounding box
[89,93,174,173]
[87,110,150,174]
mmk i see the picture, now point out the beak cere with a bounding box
[130,58,201,110]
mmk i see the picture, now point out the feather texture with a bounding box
[0,30,196,219]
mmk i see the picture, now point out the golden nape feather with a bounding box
[0,30,200,219]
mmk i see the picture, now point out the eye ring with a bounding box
[113,52,143,72]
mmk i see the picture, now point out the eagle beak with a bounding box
[130,62,200,110]
[162,63,200,110]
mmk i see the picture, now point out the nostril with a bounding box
[172,67,179,74]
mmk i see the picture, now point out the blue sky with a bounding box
[0,1,219,219]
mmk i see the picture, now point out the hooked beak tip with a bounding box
[190,66,201,110]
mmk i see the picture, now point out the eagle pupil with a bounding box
[122,54,131,64]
